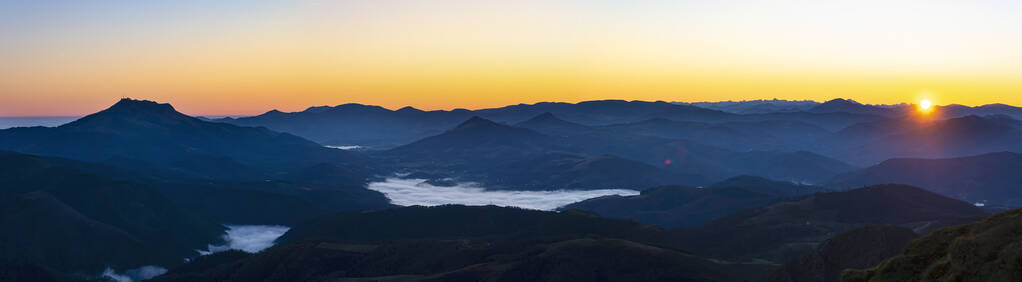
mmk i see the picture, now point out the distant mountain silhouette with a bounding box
[381,116,556,167]
[935,103,1022,120]
[492,153,687,190]
[475,99,736,125]
[825,114,1022,165]
[223,103,476,149]
[513,112,593,136]
[843,208,1022,282]
[563,176,824,227]
[829,152,1022,206]
[674,184,986,264]
[601,118,831,152]
[379,117,689,190]
[0,98,371,181]
[764,225,918,282]
[0,99,393,224]
[678,100,819,114]
[381,116,852,189]
[808,99,906,116]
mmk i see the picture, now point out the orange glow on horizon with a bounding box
[2,1,1022,116]
[918,99,934,114]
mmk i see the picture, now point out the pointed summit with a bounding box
[515,112,591,136]
[453,116,501,131]
[809,98,889,115]
[396,106,424,113]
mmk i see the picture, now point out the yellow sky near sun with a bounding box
[2,0,1022,116]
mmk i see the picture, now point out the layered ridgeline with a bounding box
[563,175,826,227]
[0,98,371,180]
[672,184,987,264]
[219,98,1022,170]
[822,114,1022,165]
[0,99,392,224]
[220,99,889,153]
[377,115,855,189]
[830,152,1022,207]
[843,208,1022,282]
[152,205,771,282]
[377,116,692,189]
[0,152,224,277]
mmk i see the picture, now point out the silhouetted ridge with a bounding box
[452,116,502,131]
[303,105,333,113]
[108,98,178,113]
[829,152,1022,206]
[63,98,195,128]
[395,106,423,113]
[809,98,880,114]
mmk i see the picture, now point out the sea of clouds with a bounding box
[368,178,639,211]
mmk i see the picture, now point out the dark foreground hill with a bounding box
[152,238,747,282]
[764,225,918,282]
[153,205,771,282]
[842,208,1022,282]
[0,152,224,276]
[563,176,824,227]
[673,184,986,264]
[829,152,1022,206]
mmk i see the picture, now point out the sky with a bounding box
[2,0,1022,116]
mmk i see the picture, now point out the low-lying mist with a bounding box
[102,265,167,282]
[368,178,639,211]
[201,224,290,254]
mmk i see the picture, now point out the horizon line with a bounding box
[0,98,1012,118]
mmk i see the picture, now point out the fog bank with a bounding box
[201,224,290,254]
[102,265,167,282]
[368,178,639,211]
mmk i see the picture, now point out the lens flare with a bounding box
[918,99,934,114]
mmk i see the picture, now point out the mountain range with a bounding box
[3,97,1022,281]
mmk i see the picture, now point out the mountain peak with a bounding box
[107,98,178,114]
[396,106,423,113]
[821,98,861,105]
[454,116,501,130]
[524,112,559,123]
[62,98,195,129]
[304,106,333,113]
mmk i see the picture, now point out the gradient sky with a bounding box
[3,0,1022,116]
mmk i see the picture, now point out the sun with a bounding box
[918,99,934,114]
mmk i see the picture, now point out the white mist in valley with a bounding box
[368,178,639,211]
[201,224,290,254]
[325,145,363,150]
[102,265,167,282]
